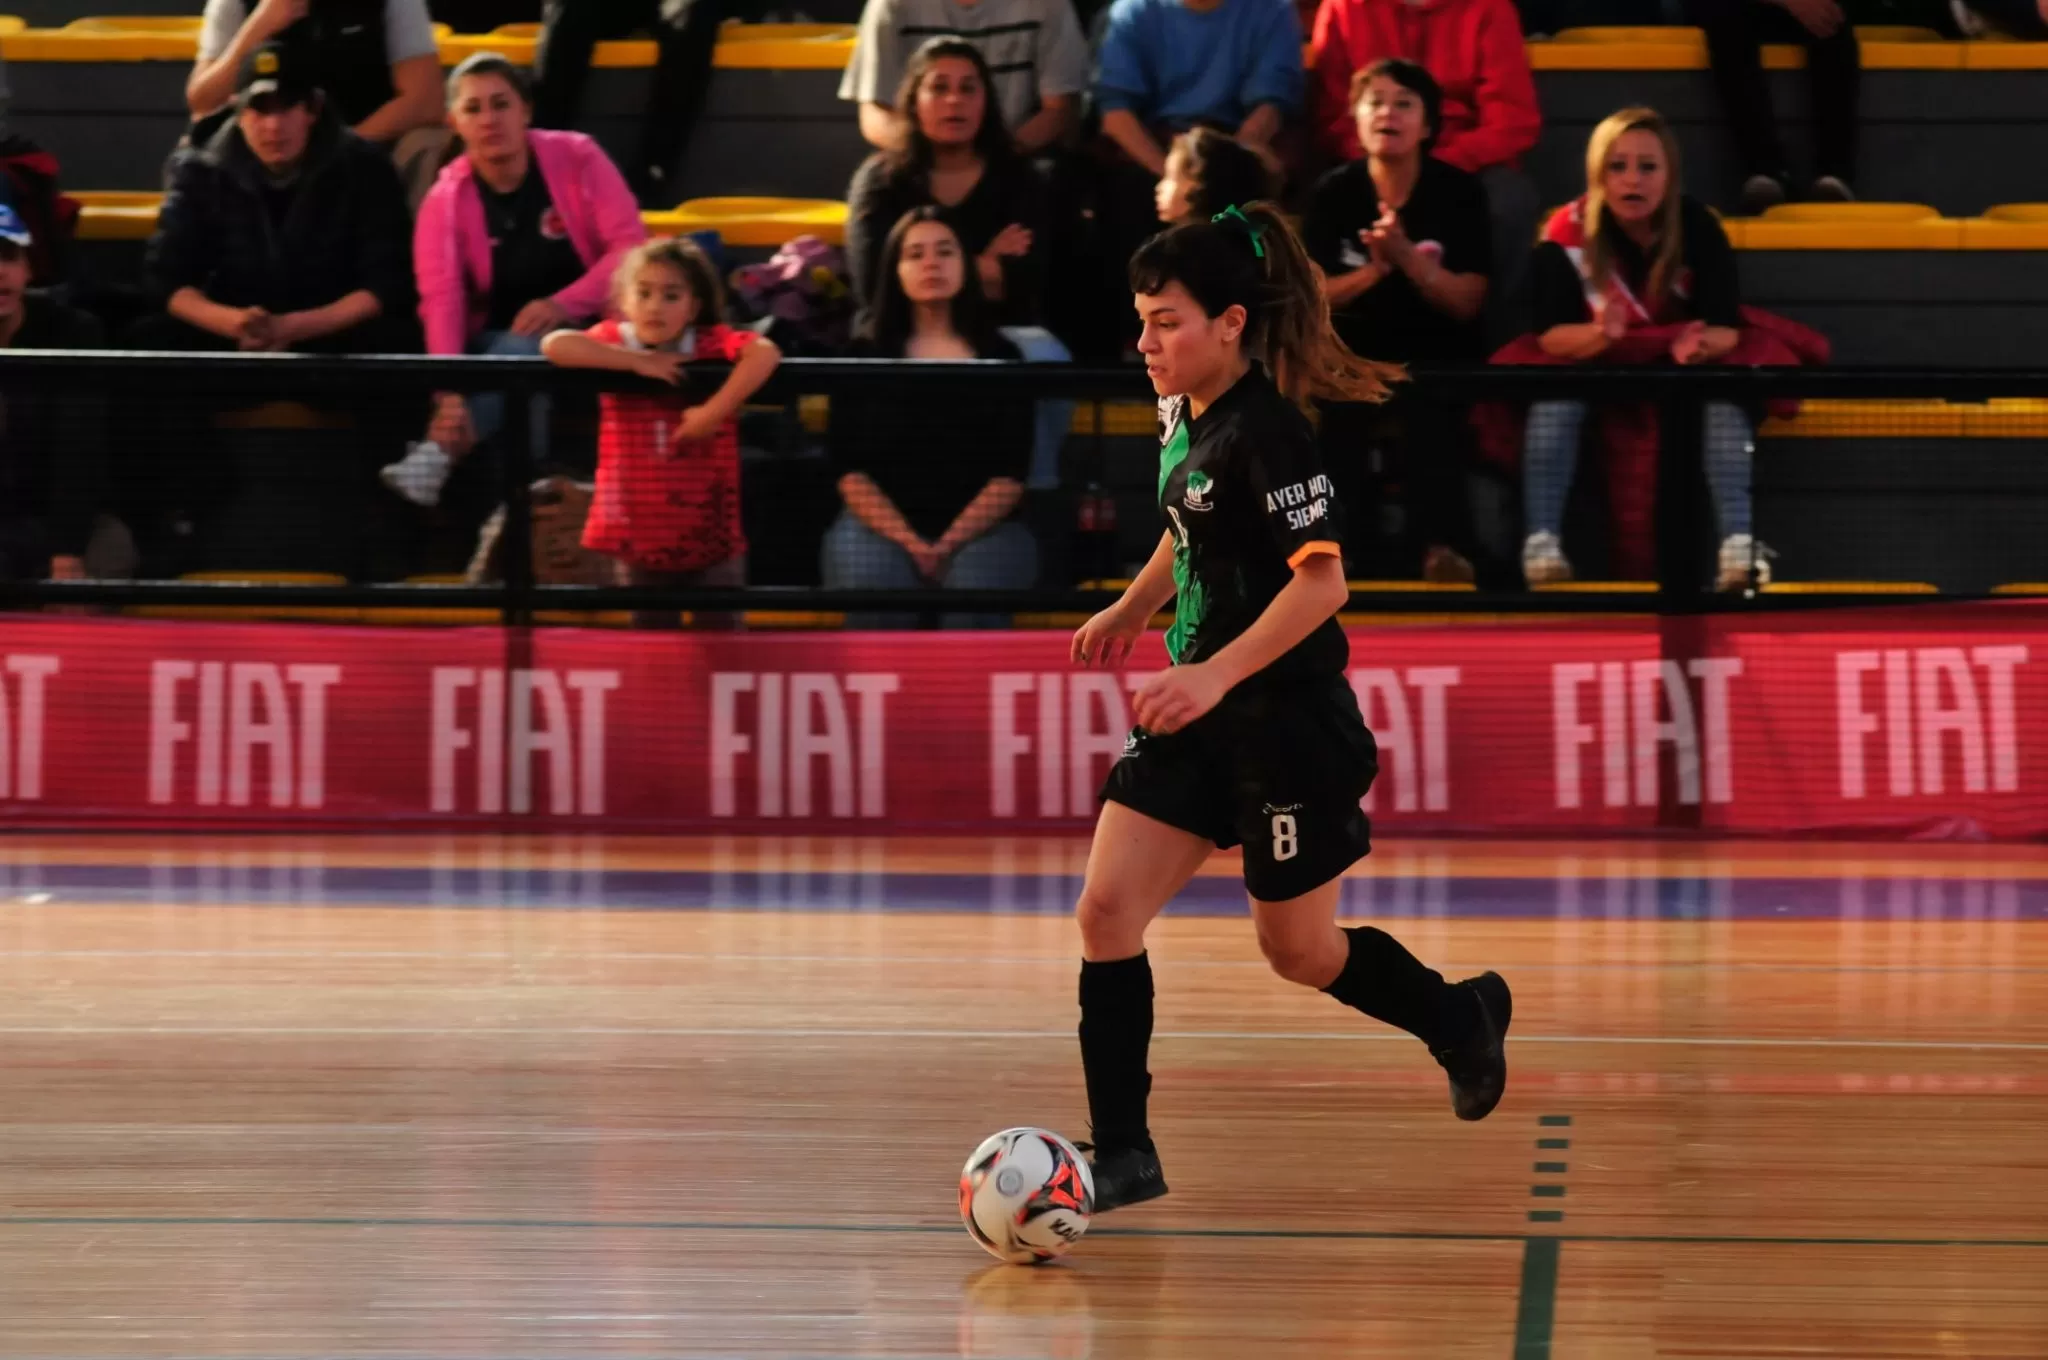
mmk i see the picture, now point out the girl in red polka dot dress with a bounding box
[542,237,781,627]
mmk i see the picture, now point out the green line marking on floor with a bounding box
[1537,1138,1570,1150]
[1538,1115,1573,1127]
[1512,1237,1561,1360]
[1535,1161,1569,1174]
[1528,1210,1565,1224]
[1531,1185,1567,1199]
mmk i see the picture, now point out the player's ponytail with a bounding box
[1129,201,1403,409]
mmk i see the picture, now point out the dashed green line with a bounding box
[1537,1138,1570,1150]
[1531,1185,1567,1199]
[1534,1161,1568,1174]
[1538,1115,1573,1127]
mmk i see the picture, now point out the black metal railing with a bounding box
[0,350,2043,621]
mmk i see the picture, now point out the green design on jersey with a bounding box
[1158,414,1206,664]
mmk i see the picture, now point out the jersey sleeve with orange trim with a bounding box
[1239,422,1344,568]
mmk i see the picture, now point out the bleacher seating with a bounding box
[19,20,2047,210]
[12,14,2048,598]
[70,187,2048,369]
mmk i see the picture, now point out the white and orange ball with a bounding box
[958,1127,1095,1264]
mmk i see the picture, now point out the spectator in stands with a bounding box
[846,39,1046,324]
[1153,126,1278,226]
[846,39,1072,486]
[1510,108,1768,591]
[1091,0,1303,348]
[824,208,1037,626]
[1308,0,1539,339]
[143,42,419,355]
[1950,0,2048,37]
[543,237,781,628]
[385,53,647,508]
[1692,0,1859,213]
[1096,0,1305,177]
[841,0,1091,155]
[1305,58,1491,581]
[0,206,128,584]
[534,0,745,207]
[189,0,450,206]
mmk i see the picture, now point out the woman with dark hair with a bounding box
[822,208,1039,626]
[842,36,1071,486]
[1152,126,1278,227]
[382,52,647,508]
[1062,202,1511,1212]
[843,38,1045,324]
[1304,57,1494,581]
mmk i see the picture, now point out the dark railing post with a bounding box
[499,380,535,632]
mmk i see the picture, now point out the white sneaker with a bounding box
[381,440,453,508]
[1717,533,1774,592]
[1521,531,1572,585]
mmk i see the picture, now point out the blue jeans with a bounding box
[1002,325,1074,490]
[467,329,550,463]
[1523,398,1754,541]
[820,511,1038,629]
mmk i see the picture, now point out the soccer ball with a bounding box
[958,1127,1095,1264]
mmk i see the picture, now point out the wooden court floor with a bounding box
[0,833,2044,1358]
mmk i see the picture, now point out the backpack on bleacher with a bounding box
[727,235,852,356]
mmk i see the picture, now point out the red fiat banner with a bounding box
[0,608,2042,837]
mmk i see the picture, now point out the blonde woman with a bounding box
[1520,107,1763,591]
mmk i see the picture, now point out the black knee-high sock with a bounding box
[1078,952,1155,1155]
[1322,926,1474,1049]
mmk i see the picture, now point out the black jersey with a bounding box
[1157,366,1349,683]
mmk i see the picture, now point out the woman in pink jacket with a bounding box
[383,52,648,507]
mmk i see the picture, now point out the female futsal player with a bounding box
[1068,203,1513,1211]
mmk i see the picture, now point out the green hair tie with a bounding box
[1212,204,1265,259]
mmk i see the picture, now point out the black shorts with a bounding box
[1100,674,1380,902]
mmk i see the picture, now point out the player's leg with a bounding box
[1237,680,1512,1121]
[1074,798,1213,1210]
[1248,874,1512,1122]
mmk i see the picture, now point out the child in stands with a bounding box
[541,237,780,627]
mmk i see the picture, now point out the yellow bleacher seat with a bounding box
[75,192,851,248]
[713,22,856,69]
[1735,202,1962,250]
[1991,583,2048,596]
[1528,25,1957,71]
[1761,202,1939,222]
[73,190,162,242]
[136,571,359,623]
[1763,400,2048,439]
[742,610,848,629]
[1962,204,2048,249]
[1760,581,1940,595]
[650,196,846,247]
[360,575,498,627]
[1530,581,1659,593]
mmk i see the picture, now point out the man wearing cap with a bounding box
[0,205,130,584]
[145,41,419,355]
[188,0,448,207]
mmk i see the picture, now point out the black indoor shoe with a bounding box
[1433,971,1513,1122]
[1079,1142,1169,1212]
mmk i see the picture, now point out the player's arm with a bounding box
[1130,551,1346,732]
[1074,531,1175,667]
[1203,551,1347,690]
